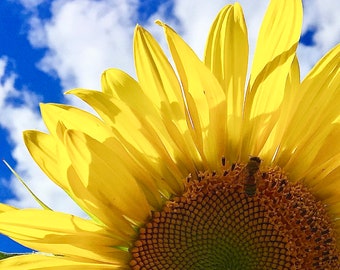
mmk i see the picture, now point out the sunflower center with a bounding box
[130,163,339,269]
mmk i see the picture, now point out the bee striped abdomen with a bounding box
[244,176,257,196]
[244,157,261,196]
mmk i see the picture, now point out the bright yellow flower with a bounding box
[1,0,340,268]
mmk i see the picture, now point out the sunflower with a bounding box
[1,0,340,269]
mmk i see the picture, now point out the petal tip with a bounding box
[155,19,164,27]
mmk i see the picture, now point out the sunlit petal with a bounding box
[0,210,129,264]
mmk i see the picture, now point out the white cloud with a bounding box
[302,0,340,49]
[28,0,139,91]
[17,0,45,10]
[298,0,340,77]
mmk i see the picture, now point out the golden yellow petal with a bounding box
[249,0,302,88]
[204,3,247,118]
[101,67,141,98]
[0,254,122,269]
[61,165,136,239]
[23,129,125,232]
[134,26,205,170]
[257,55,301,161]
[69,88,186,195]
[0,209,129,264]
[241,0,302,159]
[64,129,152,225]
[23,130,113,225]
[134,26,184,116]
[158,21,226,169]
[23,130,65,189]
[26,106,147,234]
[66,90,167,209]
[204,3,248,162]
[310,123,340,177]
[40,103,113,142]
[0,203,16,213]
[68,88,164,163]
[277,45,340,175]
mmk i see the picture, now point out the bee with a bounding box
[244,156,261,196]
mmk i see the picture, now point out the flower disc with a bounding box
[130,164,339,269]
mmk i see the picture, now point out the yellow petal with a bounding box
[69,88,186,195]
[0,203,17,213]
[277,44,340,174]
[204,3,248,119]
[158,21,226,169]
[64,129,151,225]
[23,130,64,189]
[23,130,102,223]
[241,0,303,159]
[134,26,185,117]
[258,55,301,161]
[310,123,340,177]
[61,164,136,239]
[249,0,302,88]
[0,254,121,269]
[204,3,248,162]
[40,103,113,142]
[23,129,130,232]
[68,88,163,163]
[0,209,129,264]
[66,90,167,209]
[134,26,204,170]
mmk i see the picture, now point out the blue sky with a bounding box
[0,0,339,254]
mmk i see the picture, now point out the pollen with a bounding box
[130,163,339,269]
